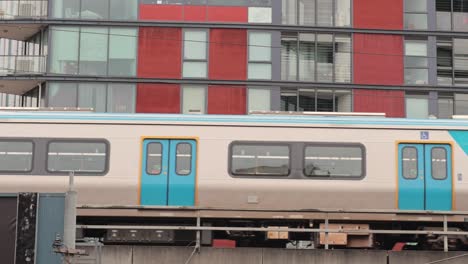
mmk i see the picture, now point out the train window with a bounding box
[402,147,418,179]
[176,143,192,175]
[431,147,447,180]
[230,144,290,176]
[146,143,162,175]
[0,141,33,172]
[47,141,108,174]
[304,145,364,177]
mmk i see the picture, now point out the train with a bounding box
[1,111,468,249]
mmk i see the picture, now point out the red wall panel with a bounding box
[139,4,183,21]
[136,84,180,113]
[208,86,246,115]
[353,90,405,117]
[138,27,182,78]
[353,0,403,29]
[354,34,404,85]
[184,6,207,21]
[207,6,248,22]
[209,29,247,80]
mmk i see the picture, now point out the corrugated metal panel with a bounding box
[353,0,403,29]
[353,89,405,117]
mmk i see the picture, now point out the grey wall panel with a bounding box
[0,197,17,264]
[389,251,468,264]
[36,194,65,264]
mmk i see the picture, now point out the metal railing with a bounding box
[0,0,48,19]
[0,55,46,75]
[77,205,468,252]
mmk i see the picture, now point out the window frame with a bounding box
[182,29,209,79]
[146,142,163,176]
[401,146,419,180]
[248,31,273,80]
[228,141,292,177]
[46,139,110,176]
[0,139,35,173]
[175,142,192,176]
[302,142,366,179]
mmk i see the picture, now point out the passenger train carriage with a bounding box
[1,112,468,249]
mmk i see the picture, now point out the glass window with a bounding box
[182,85,206,114]
[47,141,108,174]
[231,144,290,176]
[78,83,106,112]
[334,34,351,83]
[299,33,316,81]
[80,0,109,19]
[406,94,429,118]
[455,93,468,114]
[248,32,272,80]
[176,143,192,175]
[107,83,136,113]
[402,147,418,179]
[298,0,315,25]
[405,13,428,30]
[249,32,272,61]
[335,0,351,26]
[281,33,298,81]
[47,82,78,107]
[454,0,468,31]
[335,89,352,112]
[146,143,162,175]
[281,89,298,111]
[438,94,454,119]
[405,0,427,12]
[454,39,468,85]
[282,0,297,24]
[405,69,429,84]
[109,28,137,76]
[184,31,207,60]
[431,147,447,180]
[437,40,453,85]
[248,7,272,23]
[299,89,316,111]
[317,34,333,82]
[0,141,33,172]
[183,30,208,78]
[316,89,334,111]
[110,0,138,20]
[248,88,271,112]
[304,145,363,177]
[317,0,333,26]
[52,0,80,18]
[49,26,79,74]
[79,27,108,76]
[183,61,208,78]
[405,40,428,85]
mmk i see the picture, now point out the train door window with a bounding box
[230,144,290,176]
[304,144,364,178]
[47,141,108,174]
[402,146,418,179]
[431,147,447,180]
[176,143,192,175]
[146,143,162,175]
[0,141,33,172]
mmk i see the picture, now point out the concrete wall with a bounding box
[77,246,468,264]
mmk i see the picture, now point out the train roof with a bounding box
[1,112,468,130]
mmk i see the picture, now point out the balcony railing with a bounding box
[0,1,48,19]
[0,55,46,75]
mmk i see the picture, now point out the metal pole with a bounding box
[38,82,42,108]
[325,215,329,250]
[63,171,77,251]
[443,215,448,252]
[196,215,201,252]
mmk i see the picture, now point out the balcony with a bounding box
[0,1,47,19]
[0,1,48,40]
[0,55,46,75]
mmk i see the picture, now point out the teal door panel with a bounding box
[398,143,452,211]
[398,144,425,210]
[141,139,169,205]
[425,144,452,211]
[168,140,196,206]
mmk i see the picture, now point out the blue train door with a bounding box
[398,144,452,210]
[141,139,196,206]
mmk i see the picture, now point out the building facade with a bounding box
[0,0,467,118]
